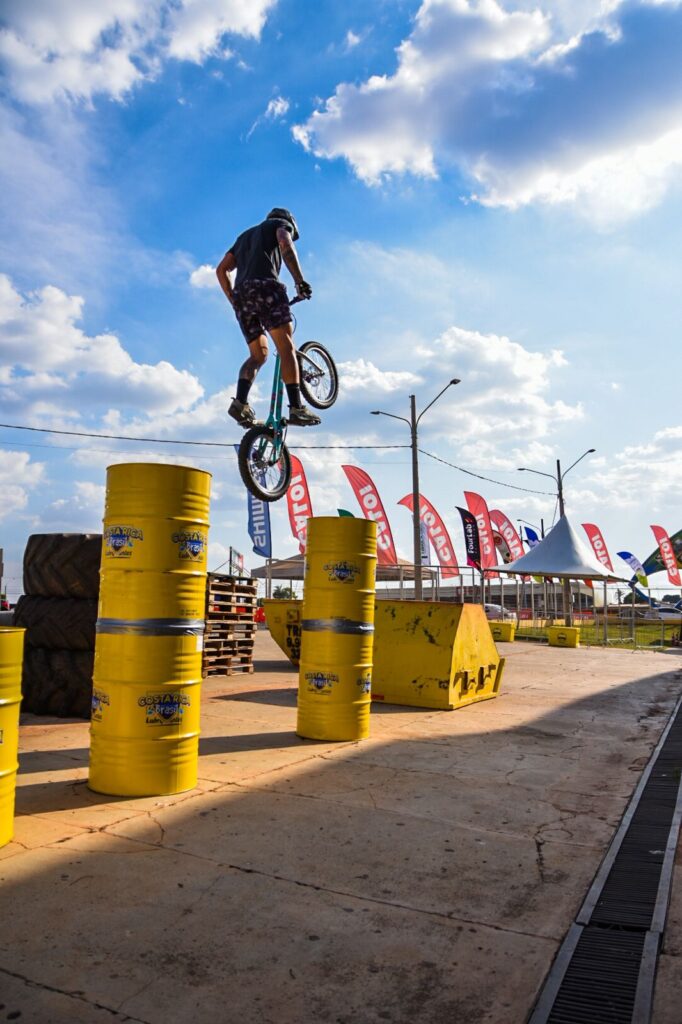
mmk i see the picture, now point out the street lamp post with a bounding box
[372,379,460,601]
[517,449,596,626]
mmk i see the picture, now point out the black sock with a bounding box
[236,378,251,404]
[286,383,302,408]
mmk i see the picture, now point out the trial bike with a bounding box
[237,296,339,502]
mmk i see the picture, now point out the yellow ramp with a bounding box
[372,601,504,710]
[263,599,302,666]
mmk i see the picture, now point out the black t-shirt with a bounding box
[228,219,290,288]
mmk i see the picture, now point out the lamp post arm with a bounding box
[517,467,558,484]
[562,448,596,478]
[371,410,411,427]
[416,379,460,427]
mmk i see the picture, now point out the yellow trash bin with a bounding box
[547,625,580,648]
[0,627,24,848]
[263,599,302,667]
[89,463,211,797]
[490,621,515,642]
[297,517,377,741]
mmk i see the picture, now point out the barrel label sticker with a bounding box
[196,635,204,653]
[139,691,190,725]
[323,560,360,583]
[91,688,111,721]
[305,671,339,695]
[356,672,372,694]
[104,525,144,558]
[171,530,207,561]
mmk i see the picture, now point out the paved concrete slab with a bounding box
[1,632,680,1023]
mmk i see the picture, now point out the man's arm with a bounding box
[277,227,312,298]
[216,251,237,305]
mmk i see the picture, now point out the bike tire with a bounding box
[238,425,292,502]
[297,341,339,410]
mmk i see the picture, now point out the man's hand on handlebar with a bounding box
[296,280,312,300]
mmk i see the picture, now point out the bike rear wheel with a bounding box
[297,341,339,410]
[238,425,292,502]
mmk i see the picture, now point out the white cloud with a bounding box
[189,264,217,289]
[295,0,682,222]
[338,358,422,393]
[0,275,204,421]
[0,0,277,105]
[265,95,290,119]
[0,450,46,522]
[39,480,105,530]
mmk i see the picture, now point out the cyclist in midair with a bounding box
[216,208,321,428]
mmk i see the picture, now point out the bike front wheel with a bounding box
[297,341,339,410]
[238,426,292,502]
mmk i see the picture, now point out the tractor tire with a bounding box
[22,647,94,720]
[23,533,102,600]
[14,595,98,651]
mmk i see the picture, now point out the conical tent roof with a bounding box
[493,515,627,581]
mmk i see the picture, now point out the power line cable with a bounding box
[0,423,407,451]
[1,421,552,493]
[418,448,555,496]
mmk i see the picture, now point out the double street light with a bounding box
[371,379,461,600]
[517,449,596,624]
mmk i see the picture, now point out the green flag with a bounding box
[337,508,354,517]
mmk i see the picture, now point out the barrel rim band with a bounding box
[301,618,374,635]
[96,617,205,637]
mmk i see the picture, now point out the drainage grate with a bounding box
[546,928,645,1024]
[529,692,682,1024]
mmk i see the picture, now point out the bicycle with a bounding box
[237,296,339,502]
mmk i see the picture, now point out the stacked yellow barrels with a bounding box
[89,464,211,797]
[0,627,24,848]
[297,517,377,741]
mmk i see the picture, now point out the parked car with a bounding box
[484,603,515,621]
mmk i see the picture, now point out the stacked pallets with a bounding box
[203,574,257,677]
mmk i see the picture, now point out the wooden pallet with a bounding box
[203,573,257,676]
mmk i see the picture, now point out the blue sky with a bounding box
[1,0,680,599]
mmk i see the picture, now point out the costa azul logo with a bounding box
[323,560,360,583]
[171,529,207,561]
[138,691,190,725]
[356,671,372,694]
[91,688,111,721]
[104,524,143,558]
[305,671,339,694]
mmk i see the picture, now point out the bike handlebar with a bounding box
[290,294,310,306]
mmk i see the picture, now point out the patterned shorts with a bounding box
[233,279,292,343]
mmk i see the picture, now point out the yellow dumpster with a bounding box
[297,517,377,741]
[372,601,504,710]
[0,627,24,848]
[490,621,515,642]
[89,463,211,797]
[263,599,302,667]
[547,625,580,648]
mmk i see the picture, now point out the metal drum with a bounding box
[0,627,24,848]
[89,463,211,796]
[297,517,377,741]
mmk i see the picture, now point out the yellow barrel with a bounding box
[89,463,211,796]
[0,627,25,848]
[297,517,377,741]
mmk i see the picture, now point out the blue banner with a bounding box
[235,446,272,558]
[523,526,540,547]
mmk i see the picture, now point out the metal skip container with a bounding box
[89,463,211,797]
[297,517,377,741]
[0,627,25,848]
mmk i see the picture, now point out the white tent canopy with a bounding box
[492,516,627,581]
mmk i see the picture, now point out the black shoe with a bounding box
[228,398,257,428]
[288,405,321,427]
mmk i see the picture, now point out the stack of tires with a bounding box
[14,534,101,719]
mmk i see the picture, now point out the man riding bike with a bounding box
[216,208,321,428]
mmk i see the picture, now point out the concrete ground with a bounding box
[1,634,681,1024]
